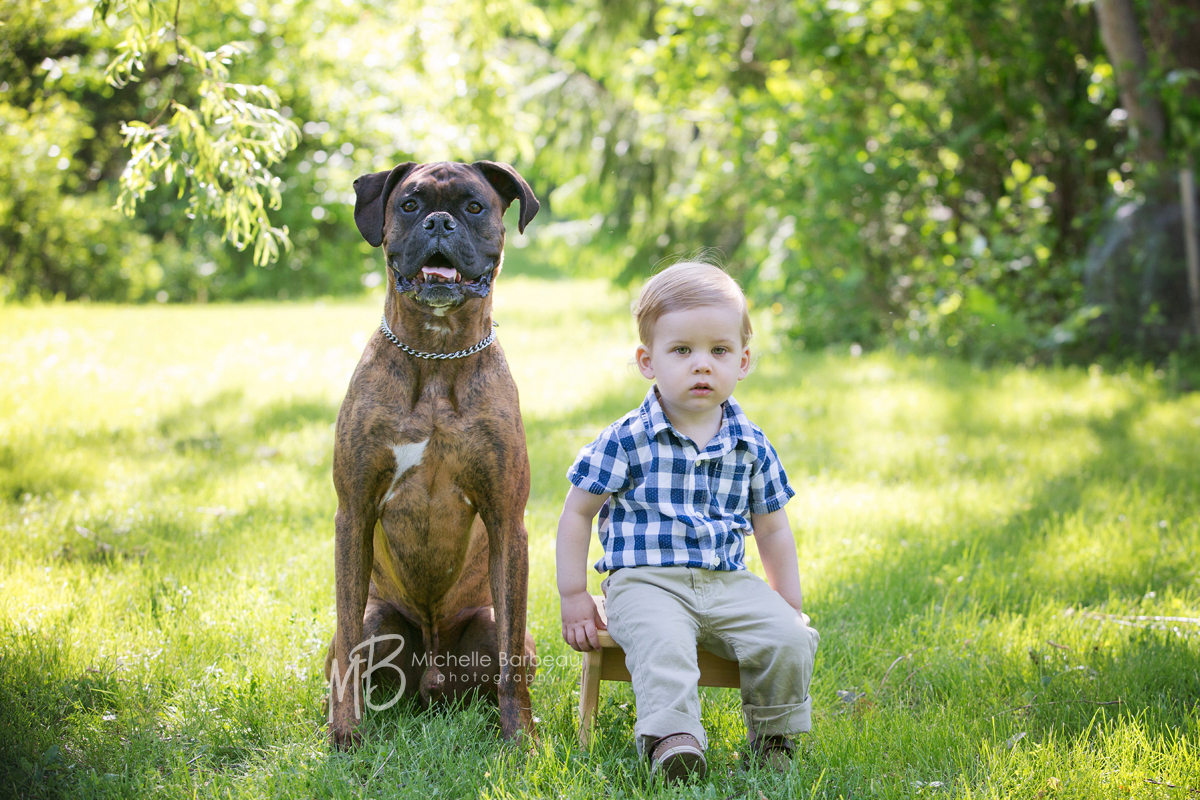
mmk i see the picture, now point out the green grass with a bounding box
[1,277,1199,799]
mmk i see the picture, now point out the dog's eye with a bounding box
[401,199,418,213]
[466,201,484,214]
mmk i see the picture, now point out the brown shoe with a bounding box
[649,733,707,783]
[745,733,795,772]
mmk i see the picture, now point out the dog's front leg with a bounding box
[485,512,536,742]
[328,503,375,749]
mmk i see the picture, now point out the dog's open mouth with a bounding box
[417,254,463,284]
[390,252,497,307]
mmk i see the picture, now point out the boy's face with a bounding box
[635,304,751,421]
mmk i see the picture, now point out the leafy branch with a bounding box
[98,0,300,265]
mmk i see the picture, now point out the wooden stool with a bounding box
[577,596,740,747]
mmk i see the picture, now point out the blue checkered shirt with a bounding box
[567,387,795,573]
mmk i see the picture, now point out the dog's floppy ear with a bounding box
[472,161,540,234]
[353,163,417,247]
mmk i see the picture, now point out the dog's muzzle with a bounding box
[388,258,496,306]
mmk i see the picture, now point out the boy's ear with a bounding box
[636,344,656,379]
[738,345,752,379]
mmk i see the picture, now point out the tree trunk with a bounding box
[1094,0,1166,162]
[1148,2,1200,341]
[1146,1,1200,80]
[1182,164,1200,340]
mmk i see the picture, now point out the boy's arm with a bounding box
[557,485,610,652]
[752,508,804,616]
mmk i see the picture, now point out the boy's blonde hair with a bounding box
[633,261,753,346]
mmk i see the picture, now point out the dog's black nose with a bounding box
[422,212,457,233]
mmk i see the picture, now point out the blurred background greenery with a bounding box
[3,0,1200,362]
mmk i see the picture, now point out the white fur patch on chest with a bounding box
[382,439,429,506]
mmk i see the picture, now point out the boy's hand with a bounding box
[557,486,611,652]
[560,591,607,652]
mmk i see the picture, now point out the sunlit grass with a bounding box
[2,277,1199,798]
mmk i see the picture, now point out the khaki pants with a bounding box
[602,566,820,756]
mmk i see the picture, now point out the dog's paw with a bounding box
[499,703,537,745]
[329,724,364,751]
[418,665,447,705]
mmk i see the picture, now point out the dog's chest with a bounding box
[375,392,476,505]
[373,391,481,526]
[371,427,483,603]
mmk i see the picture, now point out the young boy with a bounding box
[557,261,819,782]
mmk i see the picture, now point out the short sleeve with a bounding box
[567,426,630,495]
[748,436,795,515]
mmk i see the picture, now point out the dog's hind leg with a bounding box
[360,598,424,705]
[323,597,423,723]
[437,606,537,703]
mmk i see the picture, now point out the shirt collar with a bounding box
[638,385,749,450]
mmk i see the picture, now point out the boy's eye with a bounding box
[673,346,690,354]
[712,347,727,355]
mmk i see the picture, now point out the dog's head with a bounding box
[352,161,539,312]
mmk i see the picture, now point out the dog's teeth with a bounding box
[422,266,459,282]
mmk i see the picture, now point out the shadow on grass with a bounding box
[816,389,1194,613]
[0,392,340,571]
[1,392,338,501]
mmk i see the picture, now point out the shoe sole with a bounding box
[653,746,707,782]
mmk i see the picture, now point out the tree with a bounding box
[1095,0,1165,162]
[0,0,552,302]
[102,0,300,266]
[1086,0,1200,354]
[5,0,1199,362]
[523,0,1124,357]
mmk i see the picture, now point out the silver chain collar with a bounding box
[379,315,498,360]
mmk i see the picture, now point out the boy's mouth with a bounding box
[690,382,712,395]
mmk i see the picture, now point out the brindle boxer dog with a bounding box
[325,161,539,749]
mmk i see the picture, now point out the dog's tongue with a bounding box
[422,266,459,282]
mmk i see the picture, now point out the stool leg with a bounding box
[578,648,603,748]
